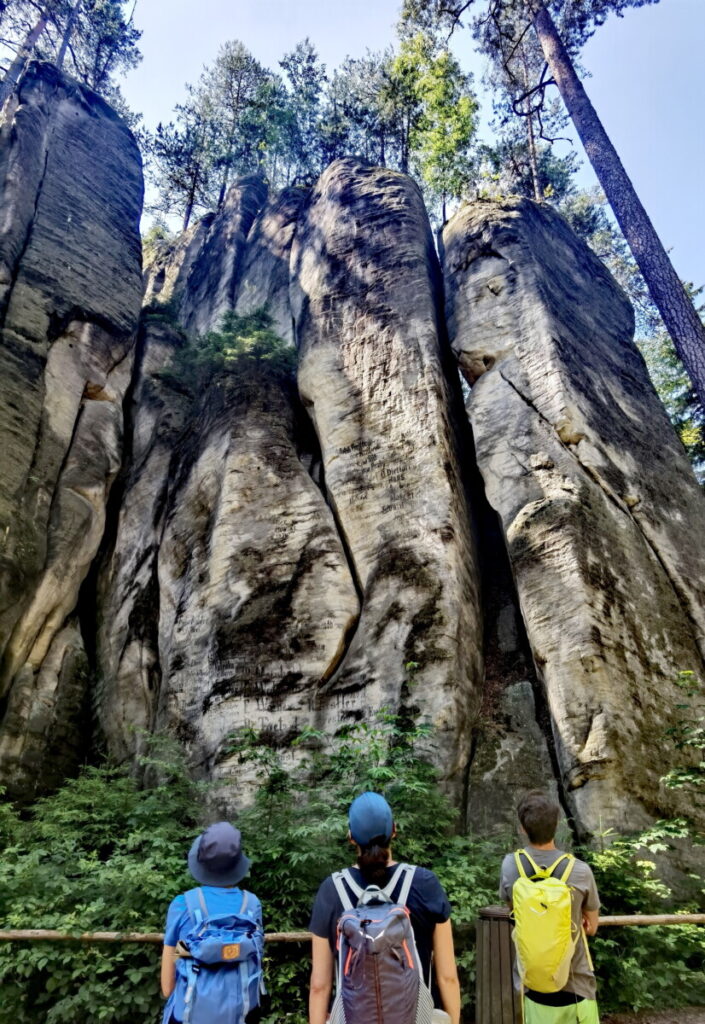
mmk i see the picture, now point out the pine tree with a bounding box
[0,0,140,105]
[401,0,705,410]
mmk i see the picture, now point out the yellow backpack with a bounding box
[511,849,578,993]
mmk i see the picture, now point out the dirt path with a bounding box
[603,1010,705,1024]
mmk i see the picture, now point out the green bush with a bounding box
[156,307,296,394]
[584,824,705,1011]
[0,739,205,1024]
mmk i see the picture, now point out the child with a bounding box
[500,791,601,1024]
[161,821,264,1024]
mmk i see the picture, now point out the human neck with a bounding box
[527,840,557,850]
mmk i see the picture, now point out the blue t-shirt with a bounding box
[309,863,451,984]
[163,886,263,1023]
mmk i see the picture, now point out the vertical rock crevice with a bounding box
[291,158,484,800]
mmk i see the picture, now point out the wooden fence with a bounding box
[0,914,703,945]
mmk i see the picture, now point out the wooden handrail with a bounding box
[0,916,703,944]
[0,929,312,944]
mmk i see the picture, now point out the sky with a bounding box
[121,0,705,289]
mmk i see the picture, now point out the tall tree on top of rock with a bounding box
[195,41,271,207]
[0,0,140,105]
[391,32,477,222]
[402,0,705,411]
[279,38,327,184]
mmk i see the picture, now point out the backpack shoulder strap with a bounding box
[379,862,407,900]
[392,863,416,908]
[332,869,358,912]
[240,889,248,915]
[184,887,209,927]
[515,849,540,878]
[557,854,576,883]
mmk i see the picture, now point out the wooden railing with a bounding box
[0,914,703,945]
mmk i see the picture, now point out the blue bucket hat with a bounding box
[349,792,394,846]
[187,822,251,886]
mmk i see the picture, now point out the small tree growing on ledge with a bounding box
[156,307,297,394]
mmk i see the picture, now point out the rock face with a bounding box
[143,175,268,336]
[292,160,484,796]
[443,197,705,835]
[0,62,143,797]
[2,74,704,848]
[234,186,308,344]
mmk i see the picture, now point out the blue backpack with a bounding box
[163,887,264,1024]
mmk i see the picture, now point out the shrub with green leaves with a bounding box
[156,307,296,394]
[583,824,705,1011]
[0,739,205,1024]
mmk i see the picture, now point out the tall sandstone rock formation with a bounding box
[443,197,705,835]
[291,160,484,796]
[0,62,143,796]
[1,65,703,850]
[98,159,483,798]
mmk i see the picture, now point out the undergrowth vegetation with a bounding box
[0,704,703,1022]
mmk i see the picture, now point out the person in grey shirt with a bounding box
[499,791,601,1024]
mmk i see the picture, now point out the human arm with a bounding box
[582,865,601,936]
[161,945,176,998]
[582,908,599,935]
[433,919,461,1024]
[309,933,334,1024]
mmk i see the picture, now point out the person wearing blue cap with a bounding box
[160,821,264,1024]
[308,792,460,1024]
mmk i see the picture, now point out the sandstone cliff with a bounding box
[0,62,143,797]
[443,197,705,834]
[1,66,704,849]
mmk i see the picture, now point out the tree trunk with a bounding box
[56,2,80,71]
[533,3,705,408]
[217,164,229,209]
[522,52,541,201]
[0,15,48,108]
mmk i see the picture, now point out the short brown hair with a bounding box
[517,791,560,844]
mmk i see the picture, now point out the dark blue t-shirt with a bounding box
[308,863,451,983]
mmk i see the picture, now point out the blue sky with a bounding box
[122,0,705,289]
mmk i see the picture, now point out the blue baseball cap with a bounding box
[187,822,251,886]
[348,792,394,846]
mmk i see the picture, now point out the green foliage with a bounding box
[392,33,477,220]
[638,327,705,482]
[0,736,206,1024]
[582,824,705,1011]
[0,0,141,97]
[156,308,296,395]
[661,670,705,806]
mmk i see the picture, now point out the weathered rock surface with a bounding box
[153,369,359,780]
[143,176,267,336]
[98,189,359,785]
[95,317,191,761]
[0,62,143,797]
[443,197,705,835]
[234,186,308,344]
[292,159,484,795]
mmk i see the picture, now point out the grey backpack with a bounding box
[328,864,434,1024]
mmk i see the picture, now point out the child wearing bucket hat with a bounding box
[308,792,460,1024]
[161,822,265,1024]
